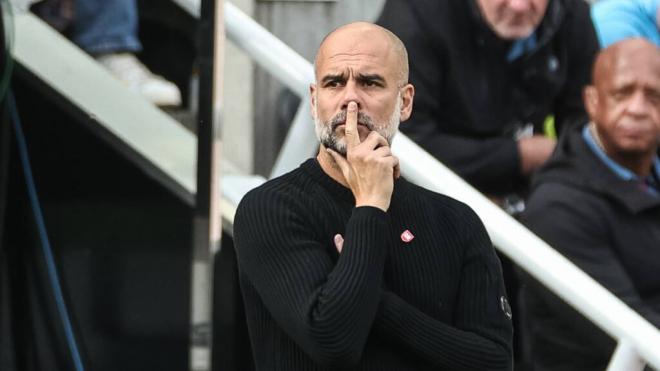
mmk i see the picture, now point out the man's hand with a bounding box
[518,135,556,175]
[327,102,399,212]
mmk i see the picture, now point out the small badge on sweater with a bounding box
[500,296,512,320]
[400,229,414,243]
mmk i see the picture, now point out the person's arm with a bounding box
[372,207,513,370]
[404,108,523,195]
[234,193,388,368]
[522,183,660,340]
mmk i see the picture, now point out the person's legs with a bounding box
[71,0,181,107]
[72,0,141,55]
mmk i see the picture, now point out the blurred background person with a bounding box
[522,38,660,371]
[591,0,660,47]
[31,0,182,107]
[72,0,181,107]
[377,0,599,203]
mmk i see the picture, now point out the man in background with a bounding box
[377,0,599,200]
[522,38,660,370]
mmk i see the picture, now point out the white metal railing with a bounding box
[178,1,660,369]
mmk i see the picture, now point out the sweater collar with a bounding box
[300,157,406,207]
[301,158,355,204]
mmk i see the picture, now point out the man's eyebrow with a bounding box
[356,73,386,84]
[321,73,347,84]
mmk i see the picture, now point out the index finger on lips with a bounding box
[345,101,360,149]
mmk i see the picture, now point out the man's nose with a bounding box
[626,91,651,117]
[340,80,362,110]
[508,0,531,13]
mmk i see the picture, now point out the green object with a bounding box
[543,115,556,139]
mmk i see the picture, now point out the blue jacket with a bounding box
[592,0,660,47]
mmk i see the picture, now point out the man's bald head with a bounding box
[314,22,409,86]
[592,38,660,88]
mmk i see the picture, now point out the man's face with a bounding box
[586,45,660,158]
[310,26,413,156]
[476,0,548,40]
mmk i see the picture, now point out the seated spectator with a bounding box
[377,0,599,199]
[521,38,660,371]
[591,0,660,47]
[33,0,182,107]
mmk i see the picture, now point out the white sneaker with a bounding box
[96,53,182,107]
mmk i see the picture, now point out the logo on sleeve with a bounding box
[500,296,512,320]
[400,229,415,243]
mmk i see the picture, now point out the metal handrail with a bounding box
[190,1,660,369]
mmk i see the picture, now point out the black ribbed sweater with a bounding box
[234,159,513,370]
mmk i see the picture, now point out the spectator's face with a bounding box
[311,24,413,156]
[585,41,660,157]
[477,0,548,40]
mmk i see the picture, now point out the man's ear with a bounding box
[399,83,415,122]
[310,84,317,118]
[583,85,598,121]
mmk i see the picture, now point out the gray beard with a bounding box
[314,95,401,157]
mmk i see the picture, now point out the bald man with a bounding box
[521,38,660,371]
[234,22,513,370]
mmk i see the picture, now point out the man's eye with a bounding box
[646,91,660,104]
[325,80,343,88]
[611,91,628,101]
[362,80,379,87]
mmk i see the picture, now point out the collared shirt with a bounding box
[583,124,660,197]
[507,33,538,62]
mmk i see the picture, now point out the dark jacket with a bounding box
[521,124,660,371]
[377,0,599,195]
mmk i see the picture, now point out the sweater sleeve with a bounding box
[233,189,388,368]
[372,206,514,370]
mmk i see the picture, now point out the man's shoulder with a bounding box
[237,166,311,214]
[559,0,594,18]
[559,0,597,33]
[525,180,610,223]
